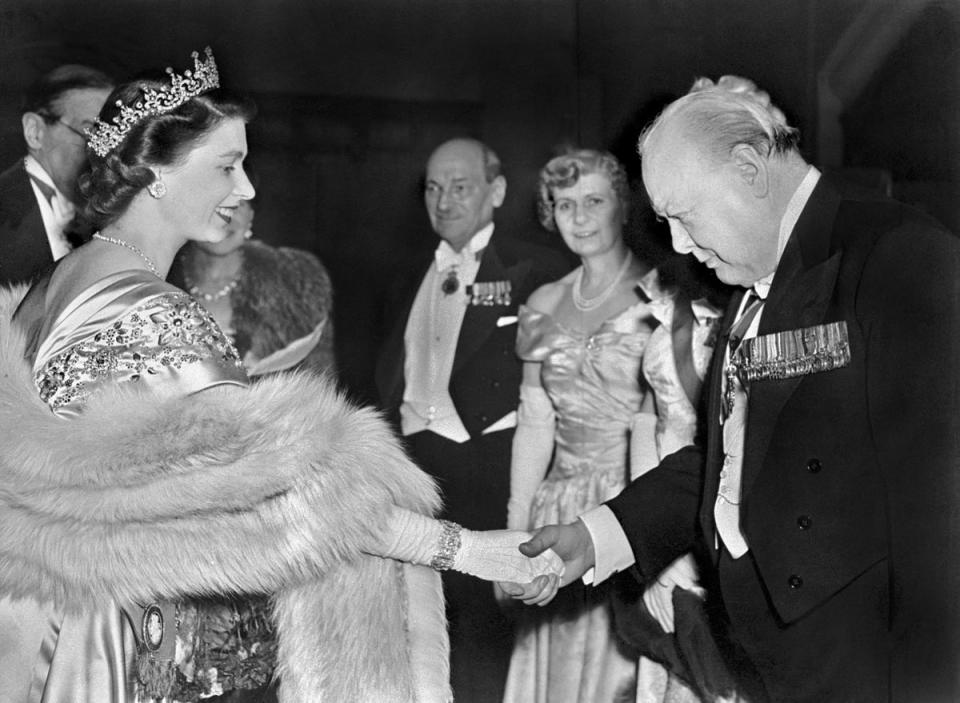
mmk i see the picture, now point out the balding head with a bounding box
[424,138,506,251]
[427,138,502,182]
[638,75,800,167]
[638,76,809,287]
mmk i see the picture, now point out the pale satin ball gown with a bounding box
[503,294,654,703]
[633,271,721,703]
[0,271,246,703]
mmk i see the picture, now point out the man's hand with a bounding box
[520,520,595,586]
[497,520,596,605]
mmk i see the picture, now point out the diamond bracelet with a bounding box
[430,520,462,571]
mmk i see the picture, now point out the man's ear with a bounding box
[22,112,46,151]
[491,175,507,208]
[731,143,769,198]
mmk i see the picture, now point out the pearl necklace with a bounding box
[186,277,239,302]
[572,251,633,312]
[92,233,161,278]
[182,250,243,302]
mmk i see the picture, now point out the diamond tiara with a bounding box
[85,47,220,158]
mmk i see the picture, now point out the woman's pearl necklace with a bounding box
[186,277,239,302]
[91,232,161,278]
[182,249,244,302]
[572,251,633,311]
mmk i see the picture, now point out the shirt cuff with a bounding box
[579,504,635,585]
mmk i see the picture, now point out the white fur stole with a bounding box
[0,285,450,702]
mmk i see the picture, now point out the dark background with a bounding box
[2,0,957,401]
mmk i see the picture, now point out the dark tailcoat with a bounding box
[376,232,570,471]
[0,160,52,287]
[607,175,960,702]
[375,231,570,702]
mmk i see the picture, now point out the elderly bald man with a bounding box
[513,77,960,703]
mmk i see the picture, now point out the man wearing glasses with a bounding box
[0,64,113,285]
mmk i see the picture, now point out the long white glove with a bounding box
[375,507,564,584]
[629,411,659,480]
[642,553,705,633]
[506,383,555,531]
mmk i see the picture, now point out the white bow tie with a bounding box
[434,244,481,272]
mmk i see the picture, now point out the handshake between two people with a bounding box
[376,508,582,603]
[496,519,704,636]
[380,508,700,626]
[496,519,596,607]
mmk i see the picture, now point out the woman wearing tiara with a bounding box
[502,149,709,703]
[0,48,561,703]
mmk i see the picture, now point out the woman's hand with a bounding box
[644,553,704,632]
[455,528,564,586]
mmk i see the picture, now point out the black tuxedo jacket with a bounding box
[607,175,960,700]
[0,160,54,286]
[375,232,570,439]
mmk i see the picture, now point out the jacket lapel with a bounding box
[0,164,52,285]
[452,239,527,375]
[740,179,844,499]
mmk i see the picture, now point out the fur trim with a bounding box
[0,285,450,702]
[232,241,334,369]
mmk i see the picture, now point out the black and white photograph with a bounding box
[0,1,957,701]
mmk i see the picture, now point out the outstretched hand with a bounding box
[454,529,563,585]
[498,520,596,606]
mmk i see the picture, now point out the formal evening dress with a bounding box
[0,270,247,703]
[503,298,655,703]
[171,239,335,379]
[638,271,720,463]
[632,270,721,703]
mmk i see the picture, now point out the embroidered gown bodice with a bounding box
[33,271,247,417]
[0,270,247,703]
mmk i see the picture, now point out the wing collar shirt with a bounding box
[400,222,495,442]
[581,166,821,582]
[24,155,75,261]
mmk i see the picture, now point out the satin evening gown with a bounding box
[0,271,245,703]
[503,298,654,703]
[634,271,721,703]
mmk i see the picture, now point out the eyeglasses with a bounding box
[37,112,90,142]
[424,181,478,203]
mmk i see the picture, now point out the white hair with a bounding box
[638,75,800,163]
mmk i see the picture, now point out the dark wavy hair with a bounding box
[77,75,256,231]
[536,148,630,232]
[23,64,114,115]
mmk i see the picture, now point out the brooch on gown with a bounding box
[137,601,179,699]
[466,279,511,306]
[723,321,850,416]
